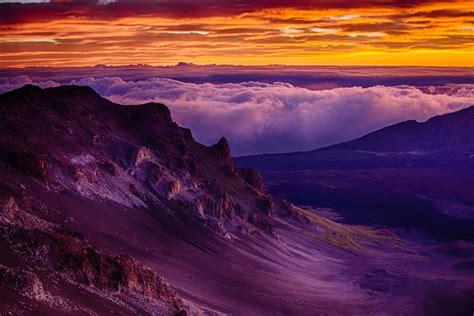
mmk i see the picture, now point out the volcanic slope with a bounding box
[0,85,472,315]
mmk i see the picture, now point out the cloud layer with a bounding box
[74,77,474,155]
[0,75,59,92]
[2,75,474,156]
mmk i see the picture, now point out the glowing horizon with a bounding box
[0,0,473,67]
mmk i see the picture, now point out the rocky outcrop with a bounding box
[0,197,20,225]
[213,137,236,175]
[1,221,182,313]
[167,180,183,199]
[256,196,274,215]
[0,193,183,314]
[2,151,47,181]
[248,212,273,234]
[37,230,180,307]
[239,167,265,193]
[98,159,116,176]
[134,146,153,167]
[0,85,281,237]
[0,197,53,230]
[214,137,232,163]
[0,265,46,301]
[126,102,173,126]
[115,255,179,301]
[193,193,233,219]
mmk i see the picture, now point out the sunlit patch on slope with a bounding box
[292,206,423,258]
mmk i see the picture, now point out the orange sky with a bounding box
[0,0,473,67]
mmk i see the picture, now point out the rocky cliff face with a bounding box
[0,85,281,236]
[0,193,184,315]
[0,85,287,314]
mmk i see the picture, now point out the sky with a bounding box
[0,0,473,67]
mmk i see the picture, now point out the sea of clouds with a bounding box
[1,75,473,155]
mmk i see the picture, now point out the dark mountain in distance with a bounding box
[236,106,474,240]
[324,106,474,153]
[1,85,473,315]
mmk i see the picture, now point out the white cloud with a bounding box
[310,27,340,34]
[2,75,473,156]
[348,32,385,38]
[330,14,360,21]
[281,27,304,34]
[70,77,474,155]
[0,75,59,92]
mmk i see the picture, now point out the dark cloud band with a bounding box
[0,0,456,24]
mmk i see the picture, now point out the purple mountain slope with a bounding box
[324,106,474,153]
[236,106,474,240]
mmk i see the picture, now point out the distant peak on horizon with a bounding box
[175,62,196,67]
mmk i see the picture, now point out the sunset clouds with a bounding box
[0,0,473,67]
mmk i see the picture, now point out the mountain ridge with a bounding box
[235,105,474,240]
[235,105,474,160]
[0,84,290,314]
[1,85,473,315]
[322,105,474,153]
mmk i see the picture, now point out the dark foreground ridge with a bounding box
[1,85,473,315]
